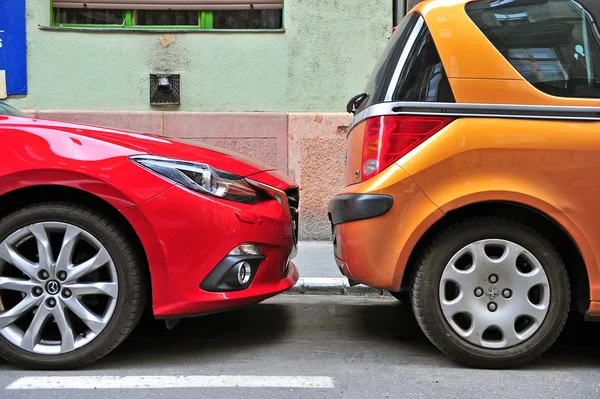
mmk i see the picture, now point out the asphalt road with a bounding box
[1,294,600,398]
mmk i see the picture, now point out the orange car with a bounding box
[328,0,600,368]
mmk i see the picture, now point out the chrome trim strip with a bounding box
[348,101,600,134]
[384,16,424,102]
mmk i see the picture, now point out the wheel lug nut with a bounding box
[38,270,49,280]
[488,274,499,284]
[488,302,497,312]
[63,289,72,298]
[46,298,56,308]
[474,287,484,297]
[502,288,512,299]
[57,271,67,281]
[33,287,43,297]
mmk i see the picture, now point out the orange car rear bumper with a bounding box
[328,165,443,291]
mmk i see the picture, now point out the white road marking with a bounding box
[6,375,335,390]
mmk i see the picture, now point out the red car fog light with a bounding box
[200,253,265,292]
[230,261,252,286]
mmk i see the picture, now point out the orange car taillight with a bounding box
[361,115,455,182]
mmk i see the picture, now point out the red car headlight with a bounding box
[131,155,260,204]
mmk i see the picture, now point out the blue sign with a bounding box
[0,0,27,95]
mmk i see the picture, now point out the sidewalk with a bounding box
[289,241,388,296]
[293,241,339,278]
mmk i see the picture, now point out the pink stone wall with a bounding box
[196,138,279,169]
[27,110,350,240]
[36,111,164,136]
[163,112,288,172]
[288,113,352,240]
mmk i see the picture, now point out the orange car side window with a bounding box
[466,0,600,99]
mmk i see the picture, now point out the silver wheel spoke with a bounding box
[514,268,548,292]
[443,246,478,290]
[66,247,110,283]
[53,301,76,352]
[499,241,523,267]
[0,242,39,280]
[68,282,118,299]
[465,319,490,344]
[470,241,489,267]
[0,296,41,329]
[55,225,81,274]
[514,299,548,323]
[495,316,520,347]
[0,277,38,293]
[62,298,106,334]
[442,265,474,286]
[440,292,473,316]
[21,305,52,352]
[28,224,54,271]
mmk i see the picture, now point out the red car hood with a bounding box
[24,117,274,177]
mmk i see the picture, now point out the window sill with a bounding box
[39,25,286,34]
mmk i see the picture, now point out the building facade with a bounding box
[3,0,420,240]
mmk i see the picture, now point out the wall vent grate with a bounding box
[150,74,180,105]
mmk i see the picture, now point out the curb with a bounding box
[286,278,389,297]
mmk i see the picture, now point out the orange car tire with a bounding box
[411,216,570,369]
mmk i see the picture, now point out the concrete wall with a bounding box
[8,0,392,112]
[288,113,351,240]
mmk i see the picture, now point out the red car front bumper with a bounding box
[121,170,299,318]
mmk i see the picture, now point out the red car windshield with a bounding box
[0,102,29,117]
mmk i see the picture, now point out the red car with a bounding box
[0,102,299,369]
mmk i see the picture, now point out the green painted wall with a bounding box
[8,0,392,112]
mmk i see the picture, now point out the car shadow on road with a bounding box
[89,302,293,370]
[355,301,425,342]
[91,297,436,370]
[355,300,600,369]
[106,299,600,371]
[536,312,600,369]
[1,296,599,371]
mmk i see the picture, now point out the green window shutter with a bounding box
[200,11,213,29]
[124,10,133,26]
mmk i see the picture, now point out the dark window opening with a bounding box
[55,9,123,25]
[392,23,455,102]
[135,10,199,26]
[355,12,455,114]
[355,12,420,114]
[212,10,282,30]
[52,1,284,30]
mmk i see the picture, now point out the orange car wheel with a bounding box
[411,216,570,369]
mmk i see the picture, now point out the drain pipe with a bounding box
[394,0,405,25]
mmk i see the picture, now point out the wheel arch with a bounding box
[401,201,590,313]
[0,184,153,304]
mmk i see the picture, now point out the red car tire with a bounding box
[0,202,147,369]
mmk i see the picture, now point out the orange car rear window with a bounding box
[466,0,600,99]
